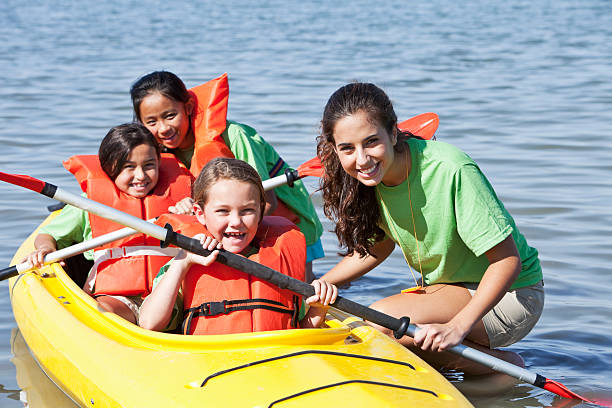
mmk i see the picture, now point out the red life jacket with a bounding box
[63,153,193,296]
[188,73,235,176]
[157,214,306,335]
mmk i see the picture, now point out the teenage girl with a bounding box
[24,123,192,324]
[129,71,324,281]
[316,83,544,375]
[138,158,336,333]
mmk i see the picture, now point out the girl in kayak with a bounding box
[316,82,544,374]
[130,71,324,281]
[24,123,192,323]
[138,158,337,333]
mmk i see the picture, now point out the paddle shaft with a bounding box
[0,221,155,281]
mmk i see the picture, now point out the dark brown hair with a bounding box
[130,71,191,122]
[192,158,266,219]
[317,82,415,257]
[98,123,161,181]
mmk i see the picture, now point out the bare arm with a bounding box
[139,236,220,331]
[414,235,521,351]
[320,237,395,287]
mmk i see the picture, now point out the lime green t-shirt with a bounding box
[222,121,323,246]
[38,195,93,260]
[376,139,542,290]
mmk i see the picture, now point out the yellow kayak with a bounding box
[9,213,473,408]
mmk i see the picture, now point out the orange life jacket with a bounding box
[188,73,234,176]
[157,214,306,335]
[63,153,193,296]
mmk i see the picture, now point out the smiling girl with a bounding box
[138,158,336,334]
[25,123,192,323]
[317,83,544,375]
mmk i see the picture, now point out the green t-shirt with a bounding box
[39,195,93,260]
[376,139,542,290]
[222,121,323,246]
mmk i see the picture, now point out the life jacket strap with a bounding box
[83,246,181,294]
[182,297,299,335]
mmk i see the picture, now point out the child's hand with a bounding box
[22,247,61,269]
[168,197,195,215]
[179,234,221,267]
[301,280,338,328]
[306,279,338,307]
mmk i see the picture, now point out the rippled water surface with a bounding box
[1,1,611,406]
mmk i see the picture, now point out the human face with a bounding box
[333,110,401,187]
[195,179,261,254]
[114,144,160,198]
[138,92,194,150]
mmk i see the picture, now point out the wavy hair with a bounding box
[317,82,415,257]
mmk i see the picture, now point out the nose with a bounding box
[158,120,170,134]
[133,166,145,180]
[356,147,369,167]
[228,211,242,227]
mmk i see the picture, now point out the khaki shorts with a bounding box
[463,280,544,348]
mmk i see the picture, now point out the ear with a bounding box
[391,127,398,146]
[184,96,195,116]
[193,202,206,226]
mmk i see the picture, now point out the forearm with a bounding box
[139,262,188,331]
[320,237,394,286]
[451,236,521,334]
[34,234,58,252]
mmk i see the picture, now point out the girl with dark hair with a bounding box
[317,82,544,375]
[24,123,192,323]
[130,71,324,281]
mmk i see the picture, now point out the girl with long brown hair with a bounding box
[317,82,544,375]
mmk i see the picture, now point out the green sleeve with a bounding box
[453,164,513,257]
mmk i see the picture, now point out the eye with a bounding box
[338,145,354,153]
[215,209,229,215]
[145,120,156,127]
[365,137,378,146]
[165,112,177,120]
[241,208,257,216]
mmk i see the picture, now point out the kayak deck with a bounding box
[9,214,473,407]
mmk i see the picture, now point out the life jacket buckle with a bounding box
[201,301,227,317]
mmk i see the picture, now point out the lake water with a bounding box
[1,0,611,406]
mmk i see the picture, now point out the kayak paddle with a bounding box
[0,170,593,403]
[0,220,155,281]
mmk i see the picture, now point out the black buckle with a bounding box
[201,301,227,317]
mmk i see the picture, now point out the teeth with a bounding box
[359,163,377,175]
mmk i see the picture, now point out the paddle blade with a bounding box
[0,172,46,193]
[543,378,594,403]
[296,157,323,178]
[399,112,439,140]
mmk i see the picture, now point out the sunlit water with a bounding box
[1,1,611,406]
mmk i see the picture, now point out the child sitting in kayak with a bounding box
[138,158,337,334]
[24,123,192,324]
[130,71,324,282]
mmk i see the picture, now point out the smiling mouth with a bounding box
[223,232,246,239]
[357,162,379,177]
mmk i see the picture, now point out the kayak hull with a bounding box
[9,213,473,407]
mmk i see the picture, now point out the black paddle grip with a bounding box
[0,265,19,281]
